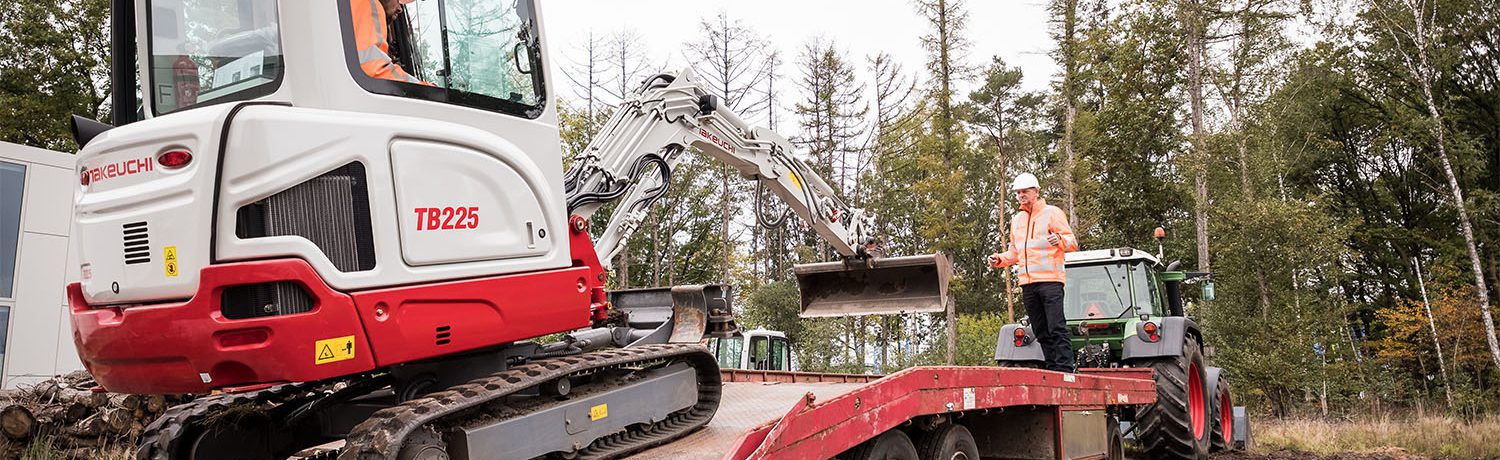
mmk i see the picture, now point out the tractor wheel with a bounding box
[840,430,920,460]
[1210,377,1234,452]
[1135,334,1211,459]
[915,424,979,460]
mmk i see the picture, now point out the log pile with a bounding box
[0,371,186,459]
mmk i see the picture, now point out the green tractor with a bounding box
[994,244,1251,459]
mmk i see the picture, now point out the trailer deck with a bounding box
[630,367,1156,460]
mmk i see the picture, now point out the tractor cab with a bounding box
[996,247,1215,367]
[1063,248,1165,323]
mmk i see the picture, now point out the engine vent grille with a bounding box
[222,282,314,320]
[236,163,376,272]
[435,326,452,346]
[123,222,150,265]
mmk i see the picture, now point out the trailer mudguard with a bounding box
[1121,316,1200,360]
[994,324,1045,363]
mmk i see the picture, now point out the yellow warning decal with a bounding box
[589,403,608,421]
[163,246,179,277]
[315,336,357,365]
[788,171,803,190]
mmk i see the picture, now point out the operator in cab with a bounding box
[350,0,425,84]
[988,173,1080,373]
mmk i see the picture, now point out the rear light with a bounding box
[158,149,193,169]
[1142,321,1160,342]
[1013,327,1030,347]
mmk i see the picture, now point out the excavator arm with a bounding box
[566,70,873,266]
[564,69,951,318]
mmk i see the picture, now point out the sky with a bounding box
[542,0,1060,109]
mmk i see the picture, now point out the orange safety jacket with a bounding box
[349,0,424,84]
[994,199,1078,285]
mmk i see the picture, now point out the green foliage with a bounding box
[0,0,110,151]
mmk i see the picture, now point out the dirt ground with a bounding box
[1206,447,1432,460]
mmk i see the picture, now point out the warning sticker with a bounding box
[589,404,608,421]
[314,336,357,365]
[163,246,179,277]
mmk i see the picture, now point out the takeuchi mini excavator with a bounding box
[64,0,951,459]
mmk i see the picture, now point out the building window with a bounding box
[0,161,24,299]
[0,306,9,379]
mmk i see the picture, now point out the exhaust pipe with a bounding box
[793,253,953,318]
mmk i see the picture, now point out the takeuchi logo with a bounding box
[87,157,153,183]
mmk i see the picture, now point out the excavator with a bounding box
[64,0,950,458]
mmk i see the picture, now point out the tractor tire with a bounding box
[841,430,920,460]
[1210,377,1234,452]
[1134,334,1211,459]
[915,424,979,460]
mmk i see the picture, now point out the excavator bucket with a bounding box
[794,253,953,318]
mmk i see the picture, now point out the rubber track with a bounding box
[1134,334,1205,459]
[339,344,720,460]
[136,381,326,460]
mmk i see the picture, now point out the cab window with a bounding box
[714,336,743,369]
[148,0,284,114]
[769,337,789,371]
[343,0,546,118]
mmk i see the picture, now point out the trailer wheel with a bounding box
[1210,377,1234,452]
[1134,334,1211,459]
[840,429,920,460]
[1107,416,1124,460]
[915,424,979,460]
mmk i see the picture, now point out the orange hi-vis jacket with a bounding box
[995,199,1079,285]
[350,0,423,84]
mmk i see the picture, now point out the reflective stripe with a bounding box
[1024,239,1052,249]
[358,45,387,65]
[1025,260,1061,273]
[365,0,385,43]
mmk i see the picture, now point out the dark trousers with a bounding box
[1022,282,1075,372]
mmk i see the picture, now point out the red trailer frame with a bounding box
[722,367,1156,460]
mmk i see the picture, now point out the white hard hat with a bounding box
[1011,173,1040,191]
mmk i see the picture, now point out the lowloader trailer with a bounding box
[638,367,1157,460]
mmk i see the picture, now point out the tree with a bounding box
[792,38,867,206]
[601,29,652,107]
[1370,0,1499,369]
[684,11,775,282]
[0,0,111,151]
[968,57,1045,321]
[563,31,609,123]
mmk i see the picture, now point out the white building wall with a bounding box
[1,141,80,389]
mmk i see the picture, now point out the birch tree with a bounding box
[1373,0,1499,368]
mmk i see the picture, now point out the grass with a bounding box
[1255,415,1500,459]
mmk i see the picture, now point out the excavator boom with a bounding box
[566,70,952,317]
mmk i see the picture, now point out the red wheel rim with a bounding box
[1189,362,1206,439]
[1220,389,1233,441]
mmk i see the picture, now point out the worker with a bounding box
[350,0,425,84]
[988,173,1080,373]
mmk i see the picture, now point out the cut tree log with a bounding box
[0,405,36,440]
[101,407,133,433]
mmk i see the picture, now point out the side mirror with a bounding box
[1201,280,1216,301]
